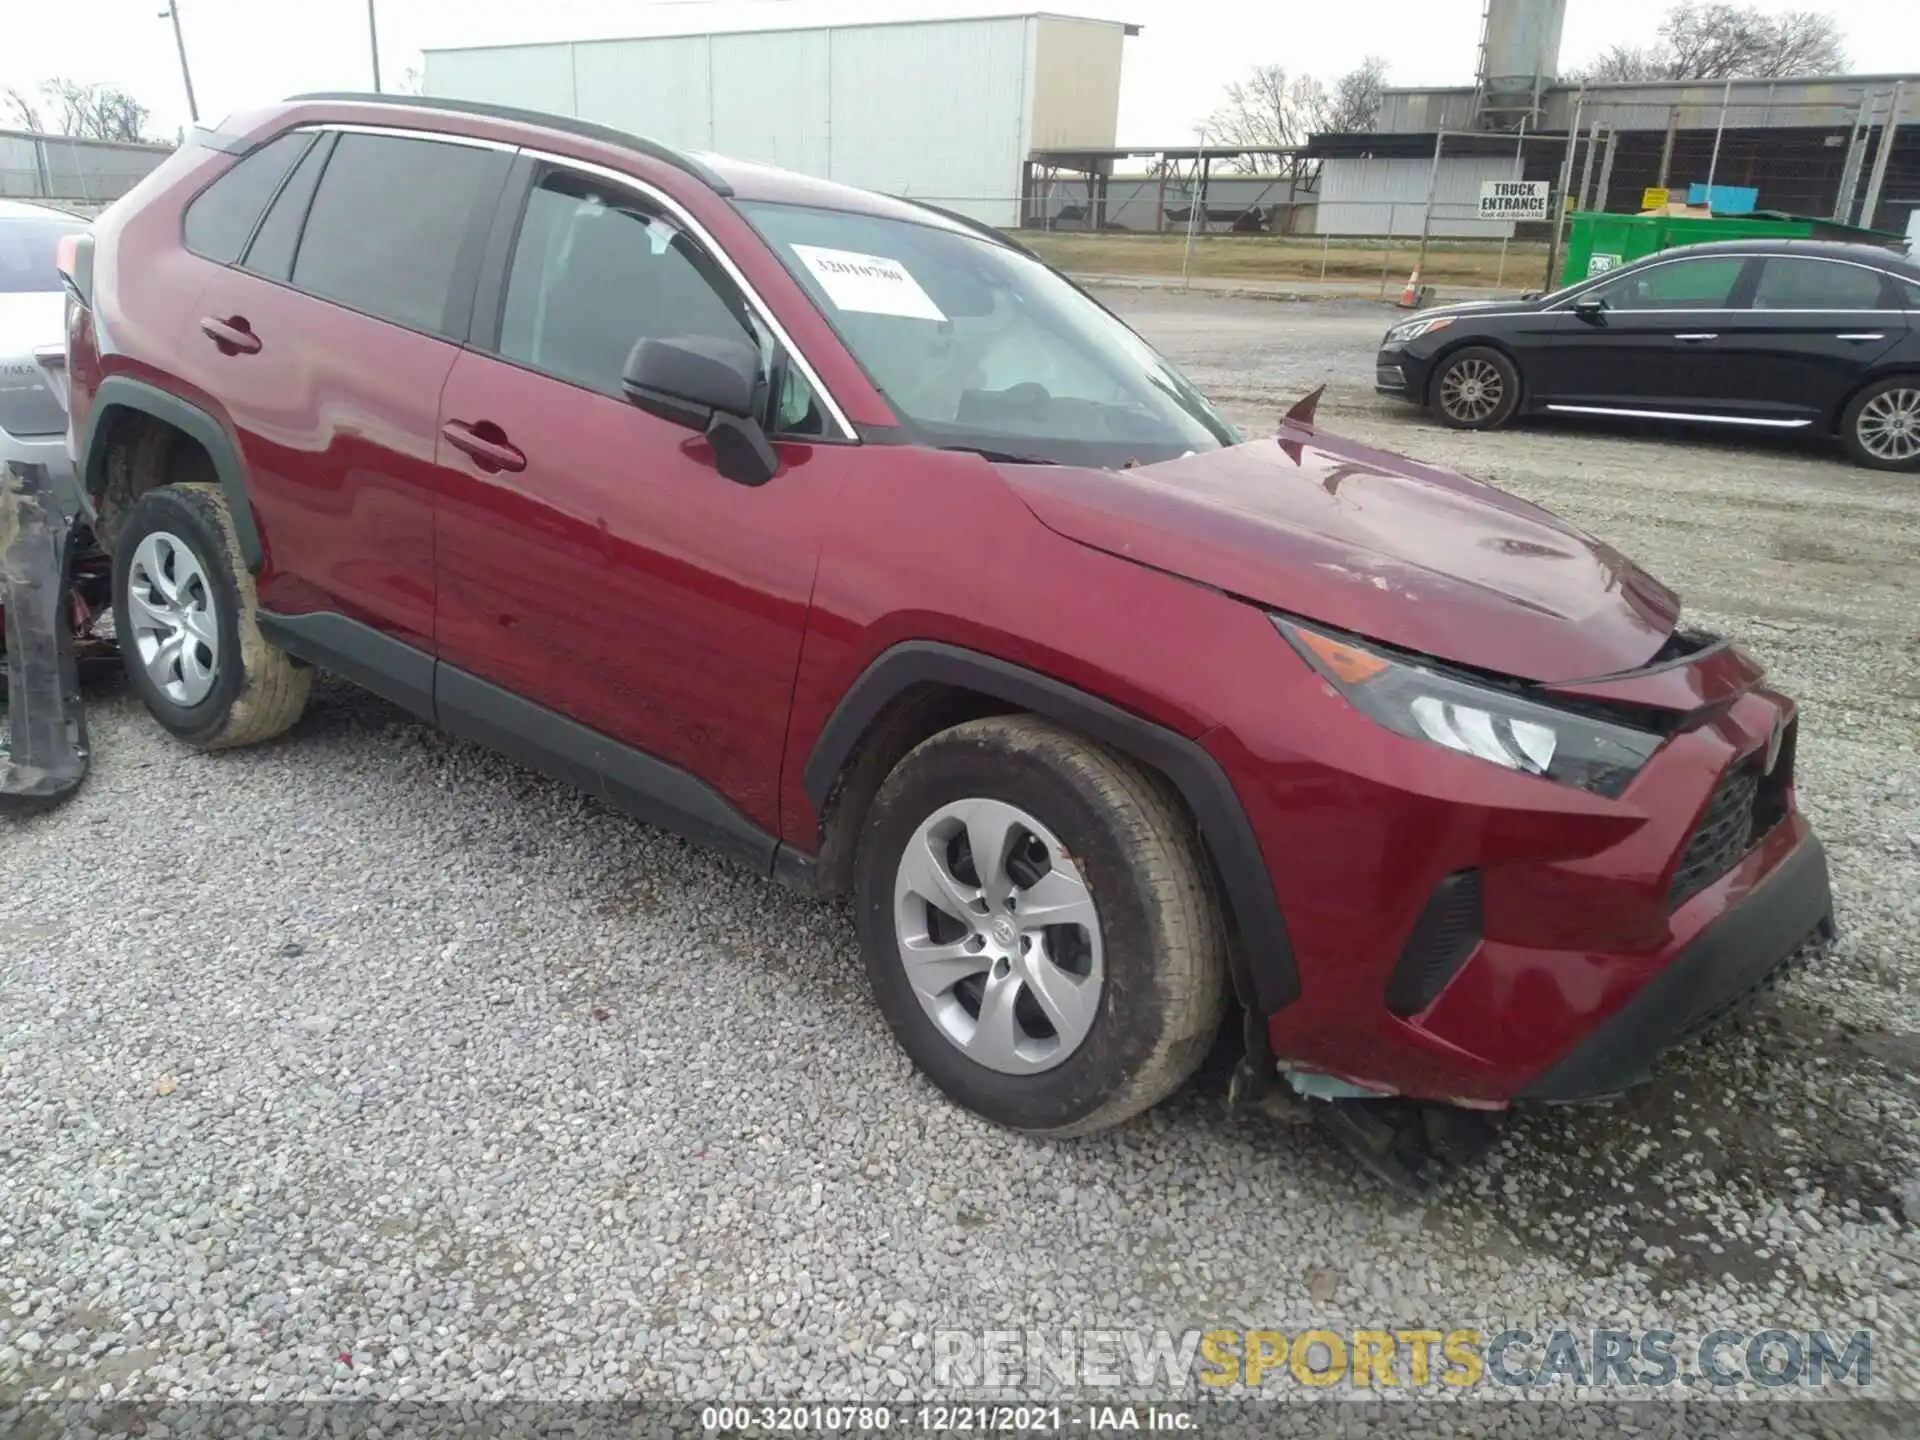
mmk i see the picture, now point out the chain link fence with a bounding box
[1,129,174,210]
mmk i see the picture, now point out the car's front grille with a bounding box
[1668,731,1794,909]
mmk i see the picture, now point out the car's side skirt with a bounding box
[1544,404,1813,429]
[257,607,801,882]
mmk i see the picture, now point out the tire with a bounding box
[111,482,310,750]
[1839,375,1920,472]
[1429,345,1522,430]
[854,715,1228,1136]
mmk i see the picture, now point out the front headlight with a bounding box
[1382,316,1455,347]
[1275,618,1663,797]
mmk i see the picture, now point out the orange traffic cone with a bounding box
[1398,267,1423,308]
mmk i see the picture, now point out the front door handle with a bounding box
[1836,333,1886,342]
[441,420,527,474]
[1674,333,1719,343]
[199,315,261,355]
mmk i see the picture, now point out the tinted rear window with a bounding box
[183,132,312,264]
[1753,257,1890,310]
[289,132,505,338]
[242,132,334,281]
[0,216,84,294]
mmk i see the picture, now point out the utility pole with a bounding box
[162,1,199,123]
[367,0,383,92]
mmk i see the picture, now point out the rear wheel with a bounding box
[1841,376,1920,472]
[111,483,310,749]
[1429,346,1521,430]
[854,716,1228,1136]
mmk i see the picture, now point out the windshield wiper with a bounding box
[933,443,1060,466]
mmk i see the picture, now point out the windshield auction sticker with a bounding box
[790,244,947,321]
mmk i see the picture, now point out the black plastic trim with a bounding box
[436,666,779,872]
[467,153,539,355]
[1521,834,1833,1103]
[79,377,264,570]
[256,610,434,721]
[1383,871,1483,1018]
[804,641,1300,1012]
[286,92,735,195]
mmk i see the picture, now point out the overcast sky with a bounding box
[4,0,1917,145]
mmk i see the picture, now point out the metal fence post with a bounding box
[1860,80,1906,231]
[1379,207,1397,300]
[1320,230,1330,280]
[1496,119,1526,291]
[1705,77,1734,197]
[1834,93,1874,224]
[1546,93,1584,292]
[1180,158,1203,291]
[1412,129,1445,296]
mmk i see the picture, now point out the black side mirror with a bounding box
[1574,295,1607,323]
[622,335,780,487]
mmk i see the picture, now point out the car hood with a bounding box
[1003,426,1681,684]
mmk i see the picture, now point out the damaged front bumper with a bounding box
[1,461,91,811]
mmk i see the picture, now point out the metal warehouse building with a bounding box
[422,11,1135,226]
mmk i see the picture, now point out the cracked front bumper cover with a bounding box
[1,461,90,812]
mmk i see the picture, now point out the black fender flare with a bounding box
[803,641,1299,1014]
[79,376,263,571]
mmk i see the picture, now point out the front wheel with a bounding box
[1840,377,1920,471]
[1429,346,1522,430]
[854,716,1228,1136]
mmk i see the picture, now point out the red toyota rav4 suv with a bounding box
[57,95,1832,1164]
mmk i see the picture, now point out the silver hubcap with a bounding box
[1440,358,1505,423]
[1857,387,1920,462]
[892,798,1103,1075]
[127,530,221,706]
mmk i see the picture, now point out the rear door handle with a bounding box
[199,315,261,355]
[1836,333,1886,342]
[1674,333,1719,342]
[441,420,527,474]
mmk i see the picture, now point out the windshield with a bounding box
[0,217,82,295]
[741,201,1239,466]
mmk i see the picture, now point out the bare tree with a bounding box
[398,63,425,97]
[15,79,154,142]
[1323,57,1388,133]
[5,87,46,133]
[1568,3,1845,82]
[1197,57,1388,172]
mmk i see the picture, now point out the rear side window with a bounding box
[1753,257,1891,310]
[290,133,507,338]
[183,132,312,264]
[241,132,335,281]
[1596,257,1747,311]
[0,216,84,294]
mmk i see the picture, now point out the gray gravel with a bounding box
[3,291,1918,1418]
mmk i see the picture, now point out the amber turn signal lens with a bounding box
[1294,627,1389,685]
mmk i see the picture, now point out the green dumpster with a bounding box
[1561,211,1907,287]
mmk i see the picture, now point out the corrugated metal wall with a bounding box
[1315,156,1520,237]
[0,129,172,202]
[427,16,1126,226]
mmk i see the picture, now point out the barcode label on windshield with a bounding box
[791,244,947,321]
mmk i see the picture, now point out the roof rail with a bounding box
[285,92,733,196]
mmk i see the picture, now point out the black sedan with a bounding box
[1376,239,1920,471]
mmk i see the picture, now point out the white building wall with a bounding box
[1029,17,1124,151]
[1315,156,1521,238]
[425,15,1128,228]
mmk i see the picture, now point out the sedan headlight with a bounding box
[1382,316,1455,347]
[1275,618,1662,797]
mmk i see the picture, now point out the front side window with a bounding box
[0,216,86,294]
[1753,257,1891,310]
[290,133,506,338]
[497,170,826,436]
[183,131,312,264]
[1594,257,1748,311]
[741,201,1238,467]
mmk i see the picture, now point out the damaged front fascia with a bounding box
[0,461,90,812]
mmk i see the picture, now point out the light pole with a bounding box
[161,1,199,123]
[367,0,383,92]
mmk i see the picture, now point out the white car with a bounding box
[0,198,89,501]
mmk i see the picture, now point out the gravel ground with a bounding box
[3,292,1918,1425]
